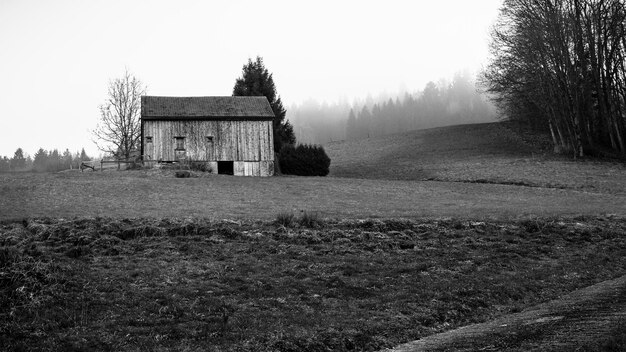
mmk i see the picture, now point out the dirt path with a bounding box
[384,275,626,351]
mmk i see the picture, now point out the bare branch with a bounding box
[93,69,146,159]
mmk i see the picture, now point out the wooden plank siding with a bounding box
[141,96,276,177]
[233,161,273,177]
[143,119,274,176]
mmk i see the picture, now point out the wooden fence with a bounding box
[79,157,202,172]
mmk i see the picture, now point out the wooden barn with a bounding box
[141,96,275,176]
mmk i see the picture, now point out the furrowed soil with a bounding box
[1,216,625,351]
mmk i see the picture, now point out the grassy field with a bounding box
[1,122,626,351]
[326,123,626,195]
[2,216,626,351]
[2,122,625,221]
[0,170,625,221]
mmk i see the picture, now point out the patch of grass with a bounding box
[275,212,296,227]
[275,211,325,228]
[299,211,324,228]
[0,245,62,344]
[189,161,212,173]
[578,319,626,352]
[175,170,192,178]
[603,322,626,351]
[1,217,625,351]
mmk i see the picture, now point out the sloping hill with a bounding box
[324,122,626,194]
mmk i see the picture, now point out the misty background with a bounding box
[290,71,495,144]
[0,0,502,159]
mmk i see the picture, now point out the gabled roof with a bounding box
[141,96,275,120]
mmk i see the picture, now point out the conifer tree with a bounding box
[233,56,296,153]
[0,157,10,172]
[80,148,90,162]
[62,149,73,169]
[10,148,26,170]
[33,148,48,172]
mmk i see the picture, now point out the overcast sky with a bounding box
[0,0,502,157]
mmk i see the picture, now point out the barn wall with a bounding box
[142,119,274,163]
[233,161,274,177]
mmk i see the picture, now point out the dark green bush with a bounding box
[279,144,331,176]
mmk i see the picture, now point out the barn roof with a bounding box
[141,96,275,120]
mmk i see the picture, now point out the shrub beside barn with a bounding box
[141,96,275,176]
[279,144,330,176]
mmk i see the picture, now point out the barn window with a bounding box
[175,137,185,150]
[146,136,153,143]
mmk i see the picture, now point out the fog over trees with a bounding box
[289,71,496,144]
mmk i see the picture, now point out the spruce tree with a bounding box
[33,148,48,172]
[233,56,296,153]
[80,148,90,162]
[11,148,26,171]
[62,149,73,169]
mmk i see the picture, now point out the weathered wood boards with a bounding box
[143,120,274,163]
[234,161,273,177]
[141,96,276,177]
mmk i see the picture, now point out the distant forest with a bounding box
[0,148,91,173]
[289,71,496,144]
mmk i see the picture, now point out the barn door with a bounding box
[217,161,234,175]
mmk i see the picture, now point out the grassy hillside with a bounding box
[326,123,532,180]
[324,122,626,194]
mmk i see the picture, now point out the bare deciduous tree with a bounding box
[93,70,146,160]
[483,0,626,158]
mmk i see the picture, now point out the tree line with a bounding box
[346,73,495,140]
[483,0,626,157]
[289,72,496,144]
[0,148,91,173]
